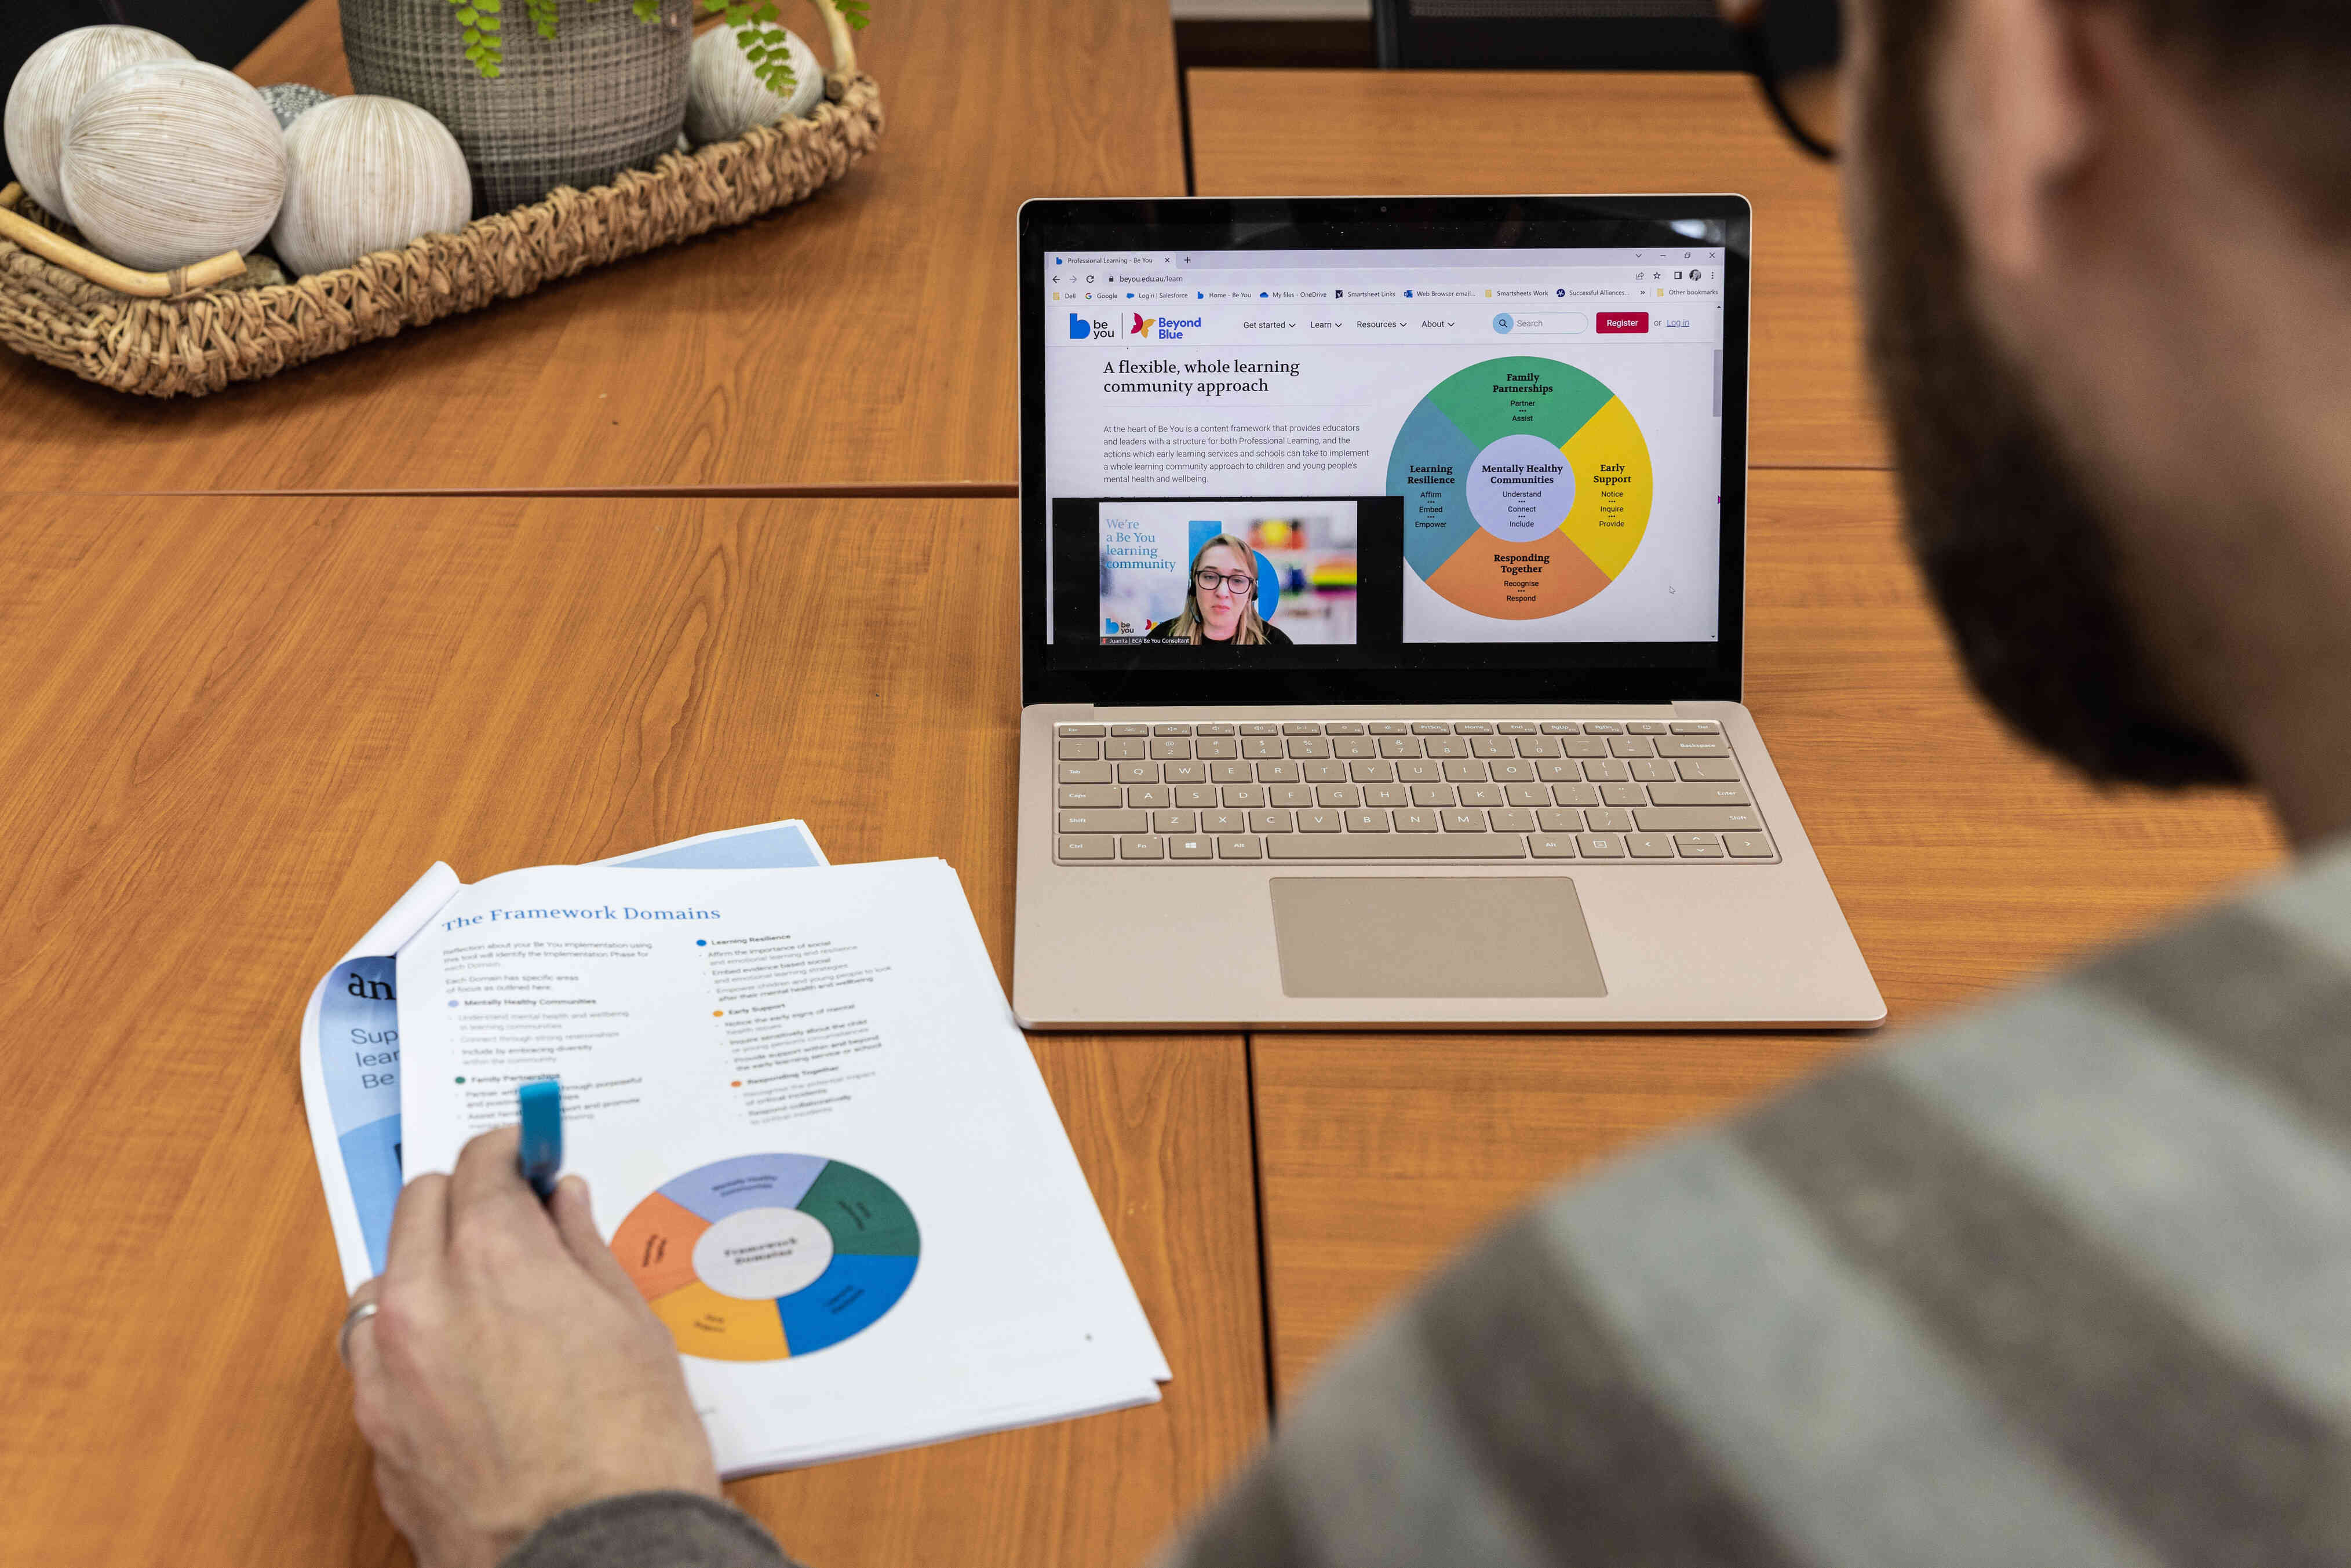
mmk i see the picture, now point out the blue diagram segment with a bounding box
[777,1252,920,1355]
[1386,396,1483,582]
[660,1153,829,1223]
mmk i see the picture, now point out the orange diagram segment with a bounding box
[648,1279,792,1362]
[1424,530,1614,619]
[611,1192,709,1303]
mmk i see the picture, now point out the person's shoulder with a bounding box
[1262,622,1293,646]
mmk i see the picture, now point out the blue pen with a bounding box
[517,1078,563,1200]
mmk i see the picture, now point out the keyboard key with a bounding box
[1654,736,1731,757]
[1577,833,1627,858]
[1442,809,1485,832]
[1378,736,1423,758]
[1267,834,1526,860]
[1129,785,1173,808]
[1583,721,1625,735]
[1240,722,1281,735]
[1325,721,1366,735]
[1298,809,1344,833]
[1585,808,1635,833]
[1459,783,1503,808]
[1251,809,1294,833]
[1105,738,1148,760]
[1370,721,1410,734]
[1110,723,1150,736]
[1059,762,1113,783]
[1452,721,1494,734]
[1411,721,1451,735]
[1154,723,1192,735]
[1584,760,1630,783]
[1243,737,1285,759]
[1515,736,1562,757]
[1282,723,1323,735]
[1630,760,1676,782]
[1470,737,1513,759]
[1497,721,1537,734]
[1118,835,1164,860]
[1395,808,1441,832]
[1218,835,1263,859]
[1152,810,1196,833]
[1204,810,1248,834]
[1540,721,1583,734]
[1675,833,1726,858]
[1209,761,1252,783]
[1175,785,1217,808]
[1600,783,1646,806]
[1316,784,1362,807]
[1196,722,1237,735]
[1677,759,1741,782]
[1442,759,1488,782]
[1505,782,1551,807]
[1164,762,1206,784]
[1256,760,1302,782]
[1058,724,1106,737]
[1222,785,1267,808]
[1725,833,1776,858]
[1627,721,1668,735]
[1635,807,1762,832]
[1398,760,1443,783]
[1303,761,1348,783]
[1670,721,1721,734]
[1627,833,1675,859]
[1060,809,1146,833]
[1365,783,1410,808]
[1426,736,1470,758]
[1551,782,1602,807]
[1650,782,1752,806]
[1058,739,1101,760]
[1490,760,1535,783]
[1537,808,1584,832]
[1060,835,1114,860]
[1060,786,1120,808]
[1530,834,1577,859]
[1332,737,1377,759]
[1563,738,1609,758]
[1609,737,1655,757]
[1169,836,1214,860]
[1270,785,1314,808]
[1350,761,1397,782]
[1118,762,1158,783]
[1287,738,1331,758]
[1411,783,1456,807]
[1195,736,1240,760]
[1488,808,1536,832]
[1346,809,1389,832]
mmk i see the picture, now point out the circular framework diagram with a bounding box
[612,1154,920,1362]
[1386,356,1654,620]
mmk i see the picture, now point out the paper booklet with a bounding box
[300,827,1169,1476]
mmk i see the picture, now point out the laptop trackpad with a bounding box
[1269,877,1607,998]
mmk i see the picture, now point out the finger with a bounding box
[385,1172,450,1282]
[446,1125,563,1249]
[341,1279,385,1384]
[548,1175,641,1302]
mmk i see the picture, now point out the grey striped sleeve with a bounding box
[1162,840,2351,1568]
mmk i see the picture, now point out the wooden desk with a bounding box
[1186,68,1886,472]
[0,0,1184,495]
[0,495,1264,1567]
[1250,466,2287,1398]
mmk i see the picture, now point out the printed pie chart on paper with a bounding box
[612,1154,920,1362]
[1386,356,1654,620]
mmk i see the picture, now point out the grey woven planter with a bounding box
[342,0,693,216]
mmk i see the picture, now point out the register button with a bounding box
[1595,312,1650,334]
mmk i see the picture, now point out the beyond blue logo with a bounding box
[1154,316,1204,340]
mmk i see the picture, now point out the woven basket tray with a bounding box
[0,71,881,398]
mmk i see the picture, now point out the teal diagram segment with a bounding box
[1387,395,1484,582]
[1425,356,1616,449]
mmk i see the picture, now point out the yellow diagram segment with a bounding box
[1558,397,1654,579]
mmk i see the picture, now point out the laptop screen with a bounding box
[1020,199,1751,706]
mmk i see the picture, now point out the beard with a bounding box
[1854,15,2246,787]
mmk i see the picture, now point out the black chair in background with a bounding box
[1372,0,1740,70]
[3,0,306,189]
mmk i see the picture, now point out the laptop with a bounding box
[1011,196,1883,1030]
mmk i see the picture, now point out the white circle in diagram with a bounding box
[692,1206,837,1299]
[1466,433,1576,543]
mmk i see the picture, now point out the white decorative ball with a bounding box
[684,25,823,145]
[4,25,192,218]
[271,96,472,277]
[59,60,286,272]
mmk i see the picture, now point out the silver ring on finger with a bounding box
[339,1299,380,1366]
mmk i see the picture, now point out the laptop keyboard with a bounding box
[1052,719,1775,865]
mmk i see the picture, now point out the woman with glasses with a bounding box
[1149,534,1293,646]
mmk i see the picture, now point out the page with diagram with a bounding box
[395,858,1167,1475]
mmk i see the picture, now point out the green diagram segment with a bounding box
[1386,356,1654,621]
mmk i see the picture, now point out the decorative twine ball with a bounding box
[3,25,192,217]
[258,82,336,130]
[271,95,472,278]
[59,60,286,272]
[684,26,823,145]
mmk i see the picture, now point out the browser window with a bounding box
[1041,246,1727,659]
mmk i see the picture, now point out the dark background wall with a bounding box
[3,1,307,191]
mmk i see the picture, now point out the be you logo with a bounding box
[1068,313,1114,341]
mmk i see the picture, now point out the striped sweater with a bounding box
[511,844,2351,1568]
